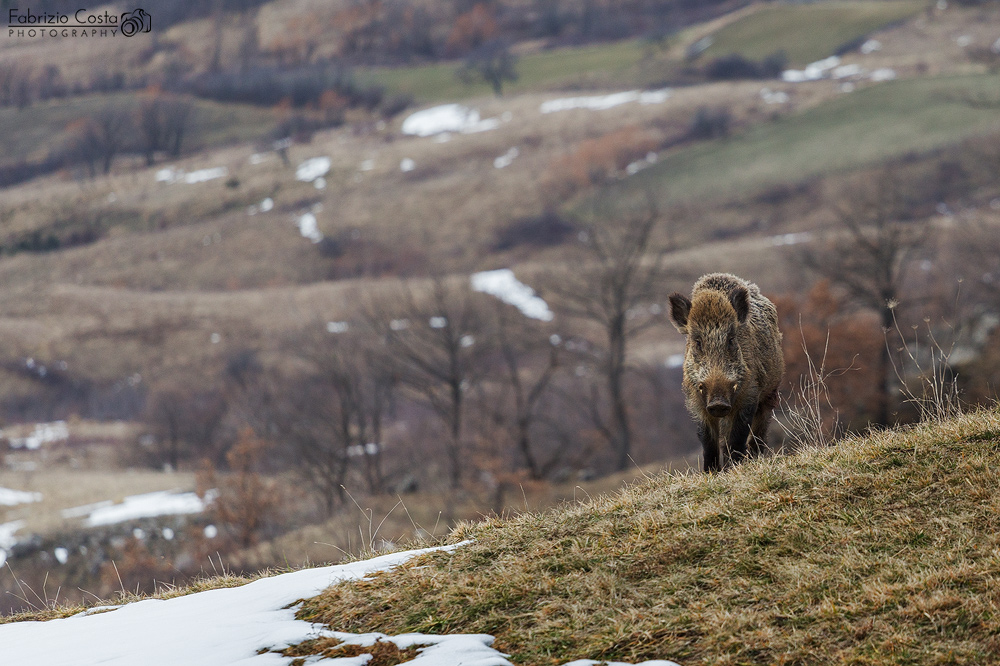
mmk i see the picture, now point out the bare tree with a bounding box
[142,383,227,470]
[482,300,564,479]
[366,278,490,490]
[137,93,193,165]
[547,204,669,471]
[799,166,931,425]
[458,38,518,96]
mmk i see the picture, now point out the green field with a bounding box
[361,39,651,103]
[0,94,274,165]
[626,73,1000,208]
[699,0,924,65]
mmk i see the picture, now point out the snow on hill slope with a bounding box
[0,540,677,666]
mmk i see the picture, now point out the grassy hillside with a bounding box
[0,94,275,166]
[625,73,1000,209]
[698,0,925,65]
[291,407,1000,665]
[360,40,652,104]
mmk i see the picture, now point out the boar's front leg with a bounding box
[727,403,756,467]
[699,421,720,472]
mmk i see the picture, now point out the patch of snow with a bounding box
[869,68,896,82]
[956,35,973,48]
[80,490,215,527]
[626,151,659,175]
[769,232,813,246]
[782,55,841,82]
[687,35,713,58]
[61,500,113,520]
[540,89,670,114]
[327,321,349,334]
[665,354,685,369]
[184,167,228,184]
[204,524,218,539]
[390,319,410,331]
[10,421,69,450]
[155,167,180,183]
[249,153,268,165]
[840,82,855,93]
[760,88,789,104]
[401,104,500,137]
[54,547,69,565]
[314,177,326,190]
[0,539,678,666]
[360,159,375,171]
[347,443,380,458]
[429,316,447,329]
[0,519,24,550]
[494,147,519,169]
[259,197,274,212]
[471,269,554,321]
[832,64,862,79]
[162,527,175,541]
[400,158,416,172]
[297,213,324,243]
[296,157,331,183]
[0,487,42,506]
[860,39,882,54]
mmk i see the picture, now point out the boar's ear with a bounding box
[668,293,691,333]
[730,286,750,325]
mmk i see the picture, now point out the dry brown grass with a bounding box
[291,407,1000,665]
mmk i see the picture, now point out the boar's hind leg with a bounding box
[727,403,756,466]
[749,390,779,457]
[699,422,720,472]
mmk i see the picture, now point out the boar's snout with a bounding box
[706,398,731,418]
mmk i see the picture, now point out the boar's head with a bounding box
[668,286,750,419]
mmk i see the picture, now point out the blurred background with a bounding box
[0,0,998,614]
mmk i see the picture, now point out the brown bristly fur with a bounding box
[669,273,784,471]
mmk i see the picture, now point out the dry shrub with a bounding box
[544,126,660,199]
[198,428,283,549]
[100,538,175,599]
[774,280,884,436]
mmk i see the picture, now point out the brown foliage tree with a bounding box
[798,166,931,425]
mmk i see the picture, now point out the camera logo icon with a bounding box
[120,9,151,37]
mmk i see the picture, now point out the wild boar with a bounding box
[668,273,784,472]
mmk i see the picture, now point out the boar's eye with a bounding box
[692,337,703,355]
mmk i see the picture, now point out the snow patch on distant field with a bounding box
[540,89,670,114]
[8,421,68,450]
[402,104,501,137]
[155,166,229,184]
[471,269,553,321]
[782,56,895,84]
[494,147,519,169]
[73,490,215,527]
[0,487,42,506]
[297,212,323,243]
[296,157,331,182]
